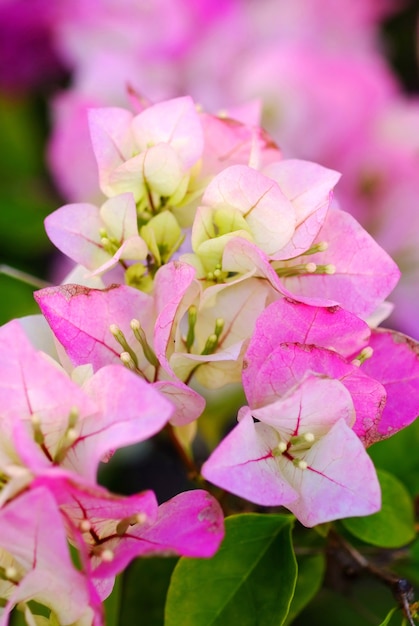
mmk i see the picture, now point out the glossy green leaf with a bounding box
[165,513,296,626]
[120,557,178,626]
[284,553,326,625]
[342,469,415,548]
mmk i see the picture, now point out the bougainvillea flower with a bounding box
[35,262,271,394]
[192,164,297,266]
[220,207,399,319]
[202,375,381,526]
[34,282,206,424]
[152,261,274,388]
[33,475,224,598]
[88,96,203,208]
[242,298,419,446]
[0,319,174,493]
[358,328,419,440]
[44,192,148,275]
[277,207,400,318]
[0,487,100,626]
[261,159,341,259]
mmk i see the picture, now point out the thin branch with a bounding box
[328,529,418,625]
[0,264,50,290]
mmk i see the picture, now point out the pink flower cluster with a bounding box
[0,316,224,624]
[3,93,419,622]
[31,96,419,541]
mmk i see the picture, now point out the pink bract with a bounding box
[202,376,381,526]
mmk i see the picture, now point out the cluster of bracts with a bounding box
[1,96,419,624]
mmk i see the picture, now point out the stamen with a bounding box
[68,406,79,429]
[293,459,308,470]
[65,428,78,444]
[272,441,287,456]
[5,567,18,581]
[185,306,197,351]
[201,334,218,356]
[214,318,224,339]
[120,351,138,372]
[275,263,317,278]
[0,564,20,584]
[100,237,119,256]
[290,432,315,446]
[100,549,114,563]
[80,520,92,532]
[116,512,148,536]
[31,414,44,446]
[110,324,139,368]
[206,264,226,283]
[200,318,225,355]
[352,346,374,367]
[302,241,329,255]
[130,319,159,367]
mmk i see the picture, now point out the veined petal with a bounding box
[284,419,381,526]
[131,96,203,169]
[360,328,419,444]
[45,203,109,269]
[253,376,355,435]
[202,411,298,506]
[35,284,154,373]
[281,208,400,317]
[201,164,296,255]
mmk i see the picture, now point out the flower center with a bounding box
[272,431,316,470]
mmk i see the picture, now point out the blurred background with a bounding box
[1,0,419,335]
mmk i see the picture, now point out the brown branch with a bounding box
[328,529,417,625]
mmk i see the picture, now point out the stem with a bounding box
[165,424,200,482]
[328,530,417,625]
[0,264,50,289]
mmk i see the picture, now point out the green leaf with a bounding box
[283,553,326,625]
[119,557,178,626]
[342,469,415,548]
[377,607,397,626]
[165,513,297,626]
[369,419,419,496]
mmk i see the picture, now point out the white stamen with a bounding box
[100,549,114,562]
[5,566,17,580]
[31,413,41,426]
[273,441,287,456]
[65,428,78,444]
[302,432,315,443]
[109,324,121,336]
